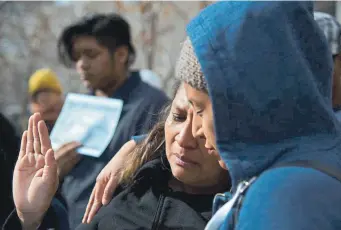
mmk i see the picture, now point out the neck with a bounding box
[95,70,129,97]
[169,172,230,195]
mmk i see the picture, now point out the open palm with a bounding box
[13,113,59,223]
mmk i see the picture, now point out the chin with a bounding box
[219,160,228,170]
[171,165,194,183]
[82,81,92,89]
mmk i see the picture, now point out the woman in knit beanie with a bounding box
[175,37,227,172]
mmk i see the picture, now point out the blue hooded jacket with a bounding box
[187,1,341,229]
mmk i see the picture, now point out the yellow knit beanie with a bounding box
[28,68,63,95]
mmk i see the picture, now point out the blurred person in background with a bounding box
[28,68,81,182]
[0,113,19,226]
[28,68,64,133]
[56,13,168,228]
[314,12,341,119]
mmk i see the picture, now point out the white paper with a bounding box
[50,93,123,158]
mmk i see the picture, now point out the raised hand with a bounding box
[82,140,136,224]
[13,113,59,229]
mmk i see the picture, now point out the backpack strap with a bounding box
[231,160,341,229]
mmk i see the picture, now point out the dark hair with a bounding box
[57,13,136,67]
[119,81,182,185]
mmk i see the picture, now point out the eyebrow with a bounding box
[188,98,204,108]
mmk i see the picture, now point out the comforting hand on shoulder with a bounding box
[83,140,137,224]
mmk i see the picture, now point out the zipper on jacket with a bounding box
[151,193,166,230]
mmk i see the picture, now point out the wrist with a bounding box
[17,210,43,230]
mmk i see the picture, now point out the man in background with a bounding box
[28,68,64,133]
[314,12,341,119]
[57,13,169,228]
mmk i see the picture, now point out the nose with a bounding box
[175,110,197,149]
[191,109,205,140]
[77,57,90,72]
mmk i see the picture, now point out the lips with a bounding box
[80,73,93,80]
[174,154,197,167]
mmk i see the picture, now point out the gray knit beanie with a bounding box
[314,12,341,56]
[175,37,208,92]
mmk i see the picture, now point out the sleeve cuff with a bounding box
[131,134,147,144]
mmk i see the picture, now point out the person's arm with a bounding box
[82,139,138,224]
[3,199,63,230]
[9,113,60,230]
[229,167,341,230]
[82,134,149,224]
[3,209,40,230]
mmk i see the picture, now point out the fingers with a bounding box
[35,167,44,178]
[56,147,81,179]
[86,184,104,223]
[55,142,82,158]
[26,116,34,154]
[38,120,52,155]
[59,153,81,175]
[43,149,58,183]
[71,154,81,165]
[83,188,96,223]
[45,149,56,167]
[18,131,28,160]
[28,152,35,166]
[94,180,105,206]
[35,154,45,170]
[86,193,102,224]
[102,176,118,205]
[33,114,42,154]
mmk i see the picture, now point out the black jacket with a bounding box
[76,153,215,230]
[0,113,19,226]
[3,154,215,230]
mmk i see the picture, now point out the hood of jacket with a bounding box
[186,1,341,190]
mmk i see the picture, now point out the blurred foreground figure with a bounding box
[0,113,19,226]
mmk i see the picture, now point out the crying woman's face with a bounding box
[184,83,227,170]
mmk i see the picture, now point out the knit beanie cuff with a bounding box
[175,37,207,92]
